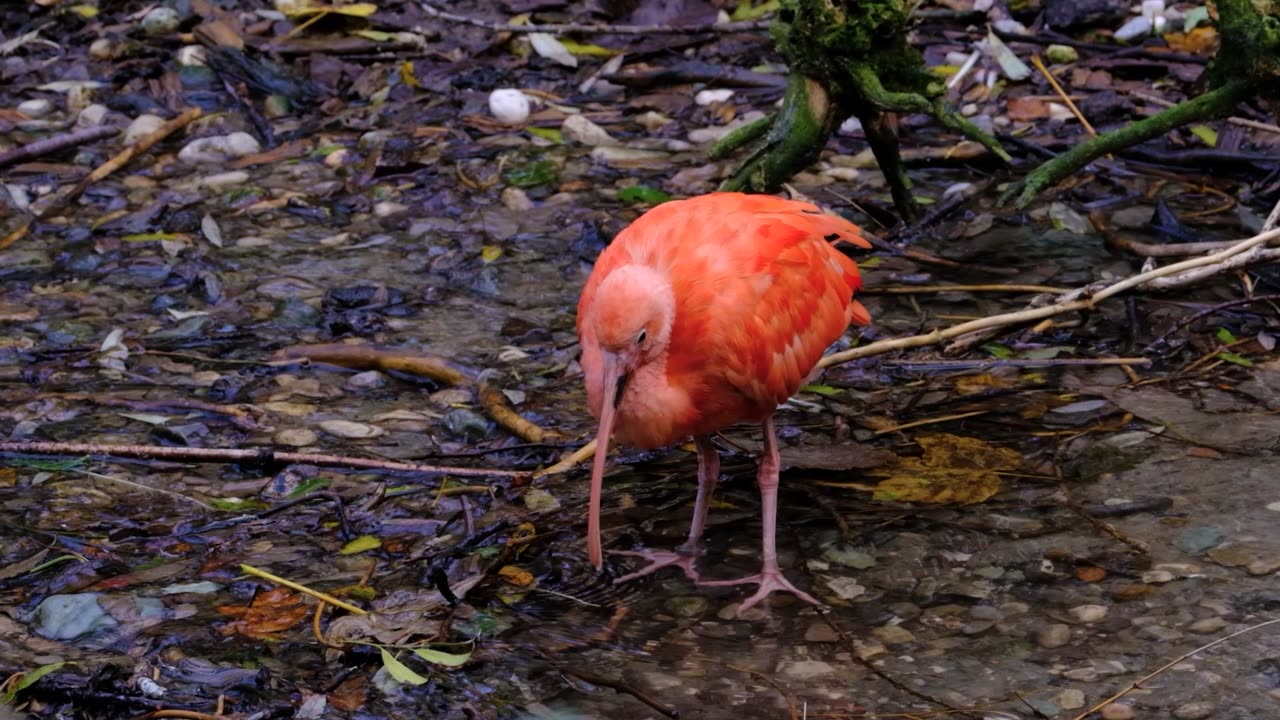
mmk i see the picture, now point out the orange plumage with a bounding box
[577,192,871,613]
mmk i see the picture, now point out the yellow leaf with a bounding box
[558,39,618,56]
[69,5,98,17]
[498,565,534,587]
[282,2,378,18]
[380,649,428,685]
[480,245,503,263]
[339,535,382,555]
[868,433,1020,505]
[399,60,420,89]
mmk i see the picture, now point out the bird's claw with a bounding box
[609,549,702,584]
[699,571,820,615]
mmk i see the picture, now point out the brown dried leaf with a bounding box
[869,433,1021,505]
[218,587,310,639]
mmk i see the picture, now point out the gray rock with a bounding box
[1175,527,1224,554]
[125,114,166,145]
[18,98,54,118]
[969,605,1001,621]
[32,593,117,640]
[778,659,837,680]
[1101,703,1135,720]
[178,133,262,164]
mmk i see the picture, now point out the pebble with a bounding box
[887,602,922,621]
[694,88,734,105]
[178,133,262,164]
[1064,666,1099,682]
[195,171,250,189]
[663,596,709,618]
[870,624,915,645]
[1137,624,1183,642]
[778,659,836,680]
[1037,623,1072,648]
[317,420,384,439]
[1174,526,1224,554]
[273,428,318,447]
[1141,570,1176,584]
[522,488,560,512]
[1045,43,1079,64]
[969,606,1000,621]
[18,98,53,118]
[961,620,994,635]
[1101,703,1135,720]
[1173,701,1214,720]
[346,370,387,390]
[717,602,766,621]
[177,45,207,66]
[803,621,840,643]
[488,89,530,124]
[89,38,118,60]
[125,114,165,145]
[1187,617,1228,634]
[1069,604,1109,623]
[75,103,110,127]
[1057,689,1086,710]
[142,6,182,35]
[821,544,877,569]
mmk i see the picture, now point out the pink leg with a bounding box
[699,417,820,614]
[612,435,718,583]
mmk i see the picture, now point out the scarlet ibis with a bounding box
[577,192,871,613]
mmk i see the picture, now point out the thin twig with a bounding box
[0,125,120,169]
[1145,294,1280,349]
[240,563,367,615]
[1031,55,1098,138]
[872,410,988,435]
[863,284,1068,295]
[1130,89,1280,135]
[1070,618,1280,720]
[418,1,770,35]
[0,107,202,251]
[535,438,597,478]
[819,226,1280,367]
[0,441,521,478]
[883,357,1151,369]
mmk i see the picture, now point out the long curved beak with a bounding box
[587,354,624,570]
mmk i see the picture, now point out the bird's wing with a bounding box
[665,197,871,414]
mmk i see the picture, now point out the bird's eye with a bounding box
[636,329,647,344]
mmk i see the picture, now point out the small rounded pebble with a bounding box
[1037,623,1072,648]
[1057,689,1085,710]
[1069,604,1109,623]
[1173,701,1214,720]
[125,114,165,144]
[1188,617,1229,634]
[488,89,530,124]
[176,45,207,66]
[870,624,915,645]
[141,6,182,35]
[1101,703,1135,720]
[664,596,710,618]
[18,98,54,118]
[274,428,318,447]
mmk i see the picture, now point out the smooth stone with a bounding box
[870,624,915,645]
[1069,604,1109,623]
[125,114,166,144]
[1187,617,1228,634]
[141,6,182,35]
[18,98,54,118]
[803,621,841,643]
[1173,702,1214,720]
[1057,689,1086,710]
[663,596,709,618]
[1101,703,1135,720]
[1037,623,1072,648]
[273,428,317,447]
[1175,527,1224,554]
[1138,625,1183,642]
[969,606,1001,621]
[778,660,836,681]
[346,370,387,390]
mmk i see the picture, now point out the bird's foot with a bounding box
[609,549,701,584]
[699,570,820,615]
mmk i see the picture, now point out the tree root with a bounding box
[274,343,564,443]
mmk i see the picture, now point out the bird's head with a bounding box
[582,263,674,568]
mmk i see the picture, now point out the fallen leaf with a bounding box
[412,647,472,667]
[1163,26,1219,54]
[340,535,382,555]
[868,433,1020,505]
[380,649,429,685]
[498,565,534,587]
[529,33,578,67]
[218,587,310,639]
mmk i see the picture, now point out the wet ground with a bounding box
[4,2,1280,718]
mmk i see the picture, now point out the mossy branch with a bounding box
[719,75,834,192]
[1006,79,1256,207]
[707,114,775,160]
